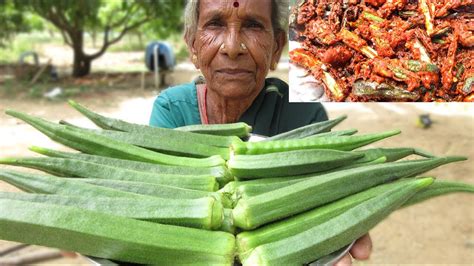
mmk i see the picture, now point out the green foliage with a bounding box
[0,0,26,46]
[8,0,185,77]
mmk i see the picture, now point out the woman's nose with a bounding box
[220,28,248,59]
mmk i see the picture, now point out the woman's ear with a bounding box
[270,31,287,71]
[185,34,200,70]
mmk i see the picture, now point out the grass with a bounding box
[0,32,63,64]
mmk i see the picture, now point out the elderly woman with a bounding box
[149,0,328,136]
[150,0,371,264]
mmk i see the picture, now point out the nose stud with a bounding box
[219,43,247,51]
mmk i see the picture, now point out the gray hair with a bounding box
[184,0,289,45]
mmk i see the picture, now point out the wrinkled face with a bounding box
[191,0,284,99]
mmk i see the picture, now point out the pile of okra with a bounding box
[0,100,472,265]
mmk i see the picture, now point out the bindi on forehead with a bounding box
[233,1,239,8]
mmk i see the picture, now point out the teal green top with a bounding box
[149,78,328,137]
[149,82,201,128]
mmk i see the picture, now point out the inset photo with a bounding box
[289,0,473,102]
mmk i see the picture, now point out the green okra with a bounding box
[402,179,474,207]
[224,156,388,202]
[303,129,358,139]
[0,169,145,198]
[176,122,252,139]
[263,115,347,141]
[29,146,233,186]
[232,156,466,229]
[69,178,233,208]
[59,120,230,160]
[240,177,434,265]
[0,157,218,192]
[68,100,239,148]
[352,81,420,101]
[406,60,439,73]
[5,110,225,168]
[232,130,401,155]
[227,149,364,179]
[236,178,418,255]
[0,199,235,265]
[0,192,224,230]
[462,77,473,95]
[353,147,435,164]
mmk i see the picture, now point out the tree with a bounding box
[15,0,184,77]
[0,0,26,47]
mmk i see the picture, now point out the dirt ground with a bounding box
[0,91,473,265]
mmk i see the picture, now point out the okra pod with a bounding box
[0,199,236,265]
[176,122,252,139]
[58,121,230,160]
[0,157,218,192]
[228,149,363,179]
[354,147,435,164]
[69,178,233,208]
[406,60,439,73]
[237,178,418,255]
[402,179,474,207]
[303,129,358,139]
[462,77,474,95]
[68,100,239,148]
[5,110,225,168]
[229,157,387,200]
[240,178,433,265]
[0,169,145,198]
[29,146,233,187]
[232,157,465,229]
[263,115,347,141]
[232,130,401,155]
[352,81,420,101]
[0,192,224,230]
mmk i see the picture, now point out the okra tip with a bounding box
[67,99,78,107]
[28,146,47,154]
[335,114,348,122]
[5,109,21,117]
[444,156,468,163]
[415,176,435,187]
[385,129,402,136]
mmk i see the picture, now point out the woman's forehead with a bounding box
[199,0,272,22]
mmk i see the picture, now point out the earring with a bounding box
[220,44,226,51]
[271,62,278,70]
[192,54,198,64]
[240,43,247,51]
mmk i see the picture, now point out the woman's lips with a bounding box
[217,69,253,75]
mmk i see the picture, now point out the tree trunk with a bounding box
[70,31,92,77]
[72,52,92,77]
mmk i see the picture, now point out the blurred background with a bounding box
[0,0,472,265]
[0,0,288,99]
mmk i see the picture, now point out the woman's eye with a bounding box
[205,20,224,28]
[244,20,264,29]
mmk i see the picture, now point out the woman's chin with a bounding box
[213,86,258,99]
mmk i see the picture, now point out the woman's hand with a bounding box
[334,233,372,266]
